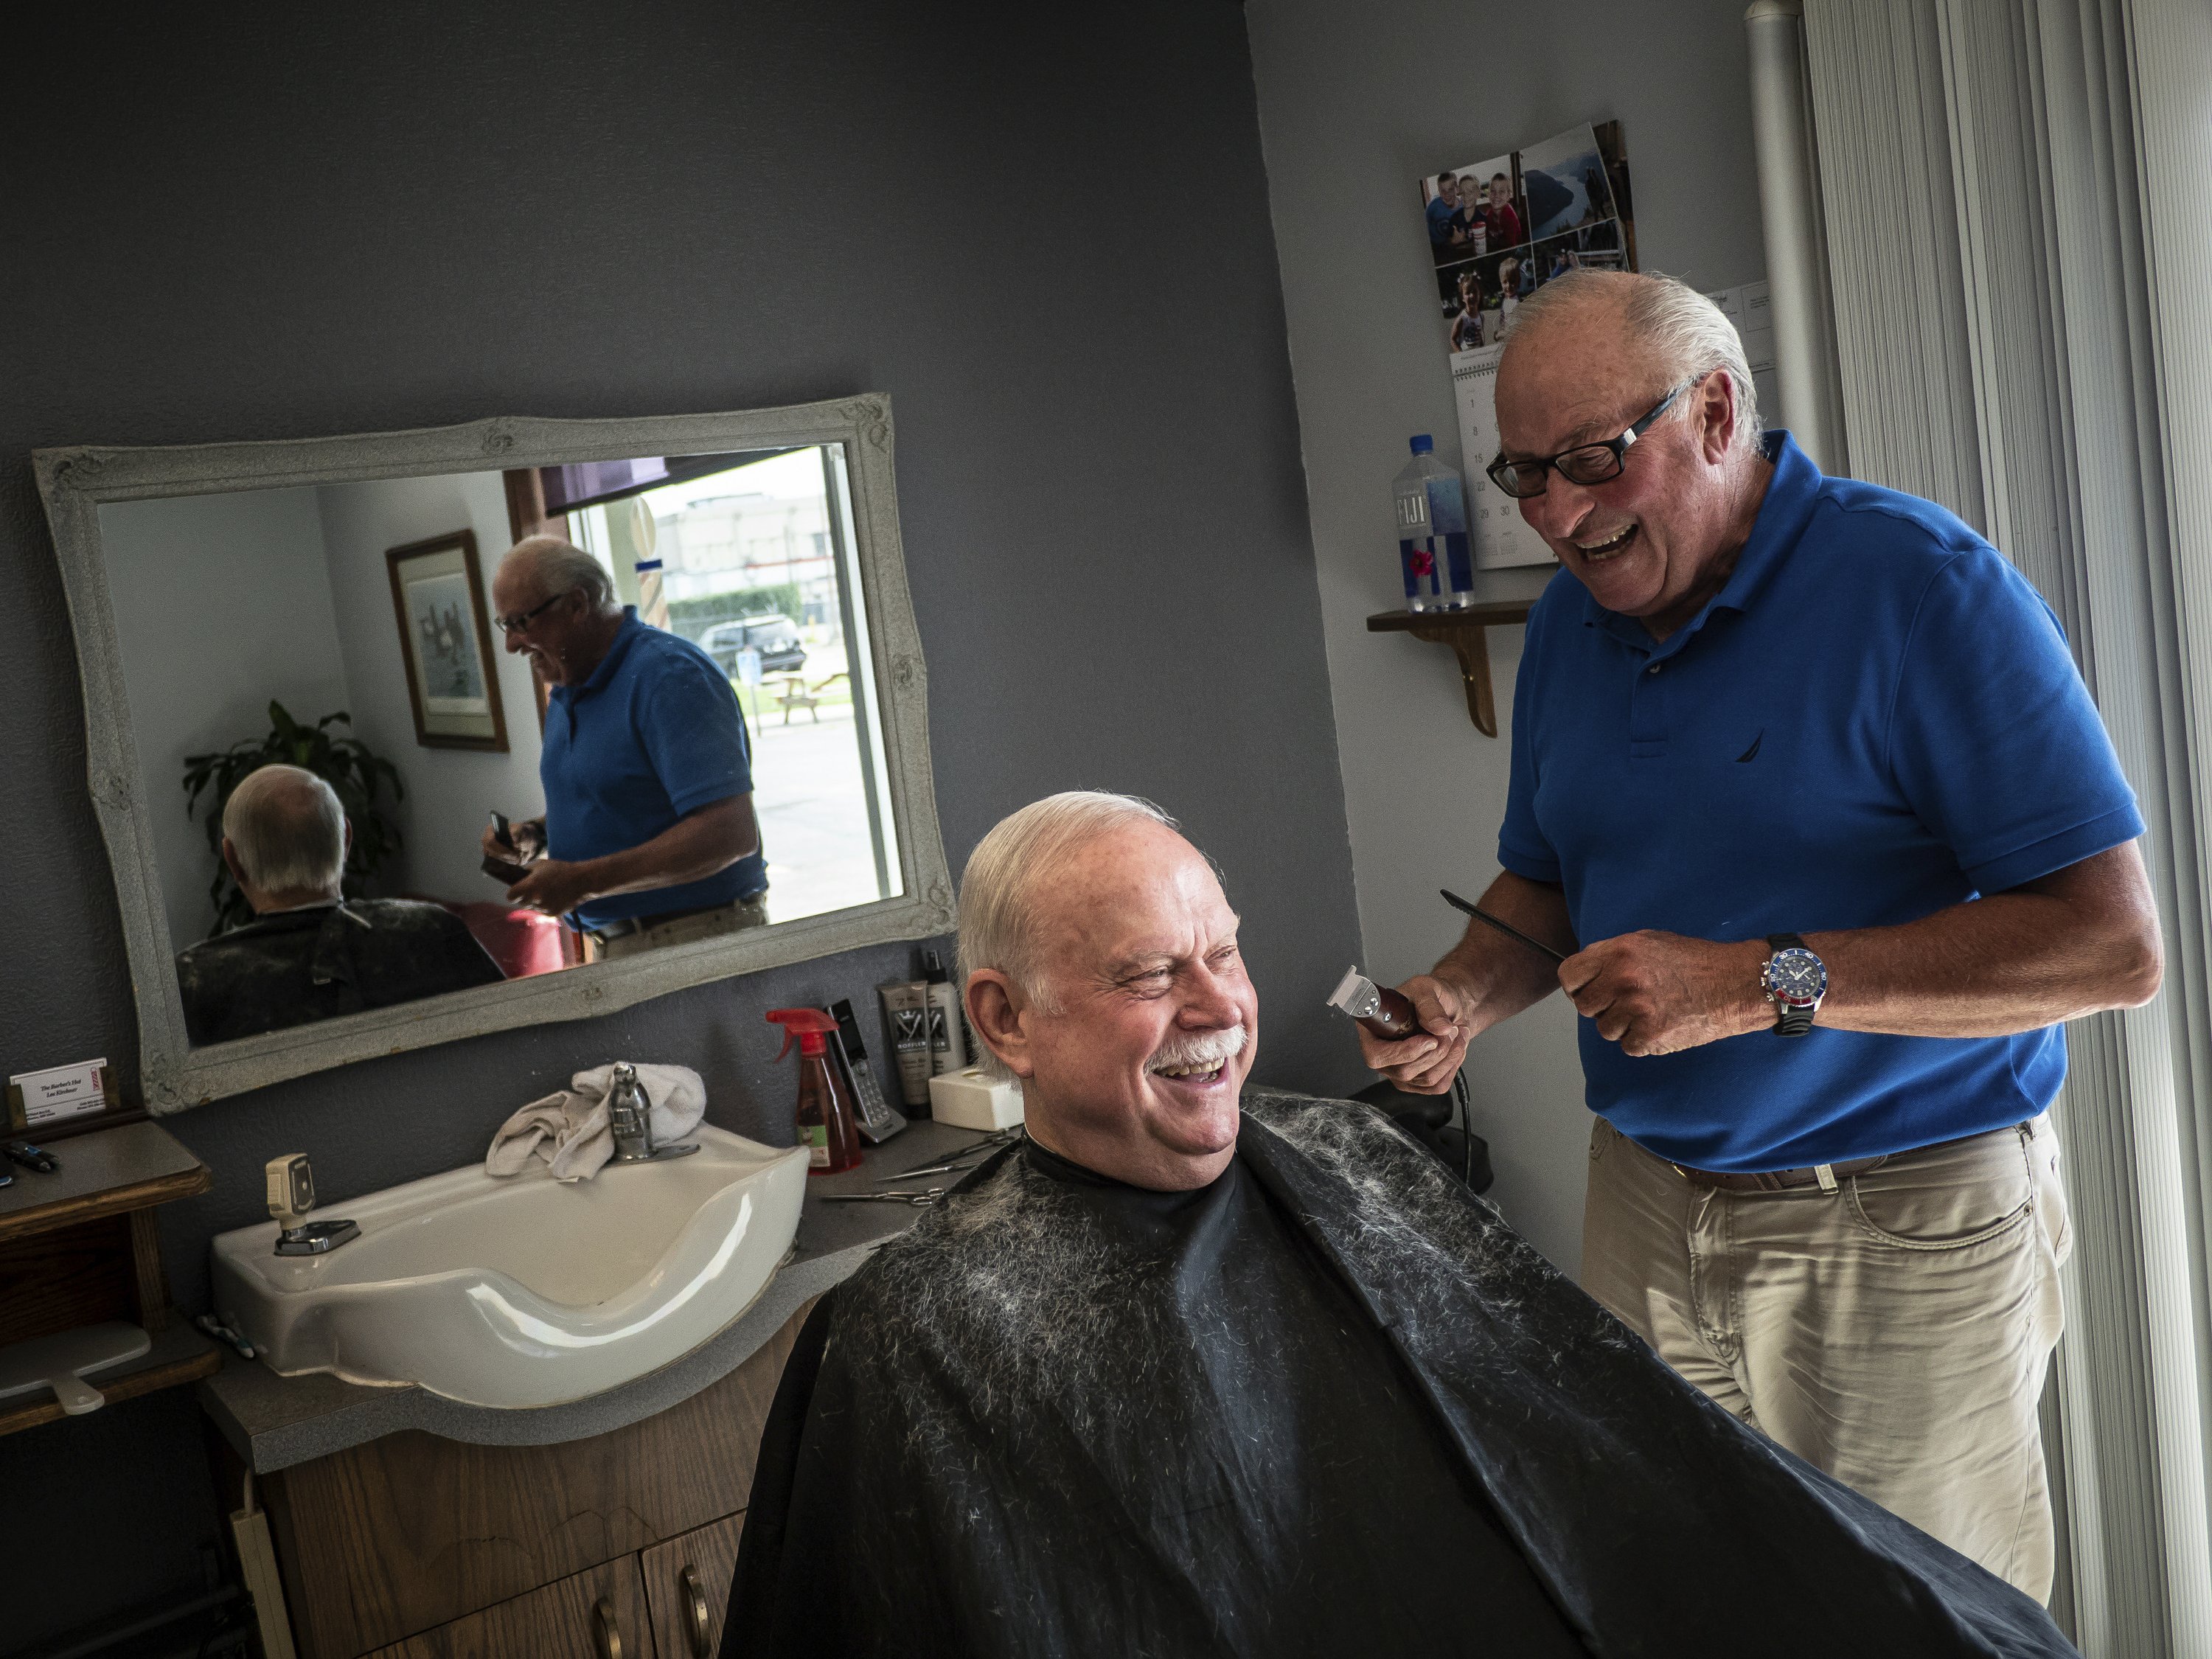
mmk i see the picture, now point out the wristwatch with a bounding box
[1762,934,1827,1037]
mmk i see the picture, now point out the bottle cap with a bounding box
[1410,434,1435,454]
[765,1007,838,1058]
[923,949,949,984]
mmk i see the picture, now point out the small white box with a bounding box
[927,1066,1025,1131]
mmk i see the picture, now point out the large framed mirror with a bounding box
[37,397,954,1110]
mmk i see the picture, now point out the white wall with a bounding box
[100,487,352,950]
[316,471,543,902]
[1247,0,1770,1275]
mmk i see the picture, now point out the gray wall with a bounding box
[102,487,352,948]
[1247,0,1770,1275]
[0,4,1362,1643]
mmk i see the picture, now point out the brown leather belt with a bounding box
[586,895,763,943]
[1668,1123,2028,1193]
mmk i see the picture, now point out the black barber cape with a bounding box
[723,1091,2076,1659]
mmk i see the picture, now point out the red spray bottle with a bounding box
[766,1009,864,1175]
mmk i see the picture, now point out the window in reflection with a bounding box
[563,448,901,926]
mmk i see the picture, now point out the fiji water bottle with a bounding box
[1394,436,1474,611]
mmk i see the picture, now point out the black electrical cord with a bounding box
[1451,1071,1474,1189]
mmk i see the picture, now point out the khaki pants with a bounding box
[1581,1113,2071,1601]
[598,894,771,959]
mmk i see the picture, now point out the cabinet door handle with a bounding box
[681,1564,713,1658]
[592,1596,623,1659]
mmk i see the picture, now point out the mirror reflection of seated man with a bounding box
[175,765,503,1046]
[723,793,2076,1659]
[484,536,768,959]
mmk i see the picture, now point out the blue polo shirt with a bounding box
[541,609,768,928]
[1499,431,2142,1171]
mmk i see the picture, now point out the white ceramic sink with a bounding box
[210,1126,808,1408]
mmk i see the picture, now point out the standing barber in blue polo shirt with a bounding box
[484,537,768,958]
[1359,271,2161,1601]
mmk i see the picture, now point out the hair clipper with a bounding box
[1324,966,1422,1040]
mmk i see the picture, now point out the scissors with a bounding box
[876,1129,1023,1183]
[822,1187,948,1206]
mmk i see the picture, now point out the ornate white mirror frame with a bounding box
[35,395,955,1111]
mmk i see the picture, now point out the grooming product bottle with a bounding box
[765,1009,863,1175]
[922,950,969,1074]
[825,998,908,1144]
[877,978,934,1113]
[1394,435,1474,612]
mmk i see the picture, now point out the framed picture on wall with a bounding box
[385,529,509,751]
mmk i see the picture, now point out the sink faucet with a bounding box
[605,1062,700,1165]
[266,1154,359,1256]
[608,1063,655,1160]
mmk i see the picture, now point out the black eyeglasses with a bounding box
[494,591,571,636]
[1485,377,1697,499]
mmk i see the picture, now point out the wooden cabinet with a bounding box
[642,1513,747,1659]
[257,1302,809,1659]
[361,1555,651,1659]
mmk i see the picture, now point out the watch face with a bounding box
[1767,947,1827,1006]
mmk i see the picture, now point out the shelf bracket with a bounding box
[1408,619,1498,735]
[1365,577,1544,738]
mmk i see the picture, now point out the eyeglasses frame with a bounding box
[494,588,576,636]
[1484,374,1703,500]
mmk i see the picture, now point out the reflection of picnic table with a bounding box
[766,671,849,724]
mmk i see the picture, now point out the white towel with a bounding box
[485,1062,707,1183]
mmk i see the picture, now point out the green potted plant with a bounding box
[182,701,405,937]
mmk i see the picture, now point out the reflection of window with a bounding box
[554,447,902,923]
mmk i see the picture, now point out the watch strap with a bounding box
[1765,933,1817,1037]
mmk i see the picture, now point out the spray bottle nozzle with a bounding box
[765,1007,840,1061]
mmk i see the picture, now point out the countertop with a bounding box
[198,1119,1002,1472]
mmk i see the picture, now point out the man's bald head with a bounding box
[1499,271,1761,456]
[495,535,618,615]
[491,536,625,687]
[958,793,1180,1029]
[223,765,345,904]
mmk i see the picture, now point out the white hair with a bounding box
[500,535,618,613]
[1505,269,1763,452]
[956,791,1180,1079]
[223,765,344,896]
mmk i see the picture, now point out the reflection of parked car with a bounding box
[700,616,807,675]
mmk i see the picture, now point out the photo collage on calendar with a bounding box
[1421,121,1636,358]
[1418,120,1637,568]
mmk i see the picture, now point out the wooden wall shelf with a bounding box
[0,1119,216,1436]
[1366,566,1553,736]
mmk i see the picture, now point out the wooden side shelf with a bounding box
[0,1119,215,1436]
[1367,567,1551,736]
[0,1321,218,1436]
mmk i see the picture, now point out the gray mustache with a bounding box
[1147,1024,1248,1073]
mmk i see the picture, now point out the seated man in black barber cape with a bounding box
[722,791,2078,1659]
[176,765,500,1046]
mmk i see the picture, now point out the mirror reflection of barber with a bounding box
[483,536,768,959]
